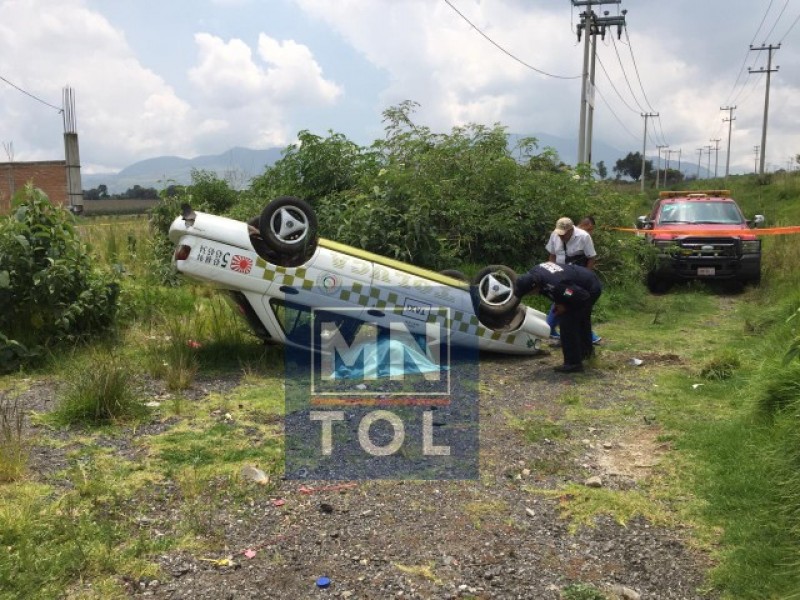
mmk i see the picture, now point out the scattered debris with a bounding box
[298,483,357,495]
[271,498,286,507]
[630,358,644,366]
[240,464,270,485]
[243,549,257,559]
[316,576,331,589]
[584,475,603,488]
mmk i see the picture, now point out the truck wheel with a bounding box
[259,196,318,259]
[646,273,671,294]
[471,265,520,317]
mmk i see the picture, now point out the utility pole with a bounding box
[710,138,721,179]
[705,145,713,178]
[640,112,658,192]
[696,148,703,179]
[666,149,679,186]
[655,144,667,188]
[573,1,625,165]
[721,105,736,179]
[753,145,760,173]
[749,43,780,175]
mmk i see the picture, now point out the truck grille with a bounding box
[678,237,739,258]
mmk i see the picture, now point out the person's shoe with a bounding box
[554,363,584,373]
[592,333,603,345]
[549,333,561,341]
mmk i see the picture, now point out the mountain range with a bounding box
[82,135,704,194]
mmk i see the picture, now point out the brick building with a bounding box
[0,160,68,214]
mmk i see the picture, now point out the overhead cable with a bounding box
[442,0,580,80]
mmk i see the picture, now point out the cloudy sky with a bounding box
[1,0,798,176]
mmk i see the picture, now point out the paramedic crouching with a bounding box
[515,262,602,373]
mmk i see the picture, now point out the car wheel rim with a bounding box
[271,207,309,244]
[479,272,513,306]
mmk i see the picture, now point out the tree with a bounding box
[596,160,608,179]
[613,152,652,181]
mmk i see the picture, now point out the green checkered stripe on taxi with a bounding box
[435,308,517,345]
[338,282,402,308]
[254,258,517,344]
[256,260,314,290]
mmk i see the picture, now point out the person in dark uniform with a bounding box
[516,262,602,373]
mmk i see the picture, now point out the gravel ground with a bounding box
[9,348,715,600]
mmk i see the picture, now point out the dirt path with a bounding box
[11,345,714,600]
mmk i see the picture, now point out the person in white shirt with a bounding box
[545,216,596,269]
[543,216,602,344]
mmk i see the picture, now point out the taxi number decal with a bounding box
[197,245,230,269]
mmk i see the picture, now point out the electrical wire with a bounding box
[778,9,800,42]
[0,74,63,113]
[594,86,639,142]
[442,0,580,80]
[621,28,658,114]
[762,0,790,42]
[596,53,638,114]
[609,36,647,114]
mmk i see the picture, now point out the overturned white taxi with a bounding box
[168,196,550,355]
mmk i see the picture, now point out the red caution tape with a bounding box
[610,226,800,236]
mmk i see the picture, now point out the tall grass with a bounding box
[53,350,148,425]
[0,392,27,482]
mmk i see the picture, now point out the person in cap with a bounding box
[546,216,597,269]
[516,262,602,373]
[544,216,600,343]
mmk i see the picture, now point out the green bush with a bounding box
[0,185,119,370]
[53,351,147,425]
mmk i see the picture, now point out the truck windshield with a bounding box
[658,201,744,225]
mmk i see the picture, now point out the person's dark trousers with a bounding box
[580,288,602,360]
[559,307,585,366]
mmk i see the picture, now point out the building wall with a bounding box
[0,161,67,214]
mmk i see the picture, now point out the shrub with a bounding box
[53,352,147,425]
[700,349,742,380]
[0,185,119,369]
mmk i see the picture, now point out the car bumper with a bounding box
[653,253,761,281]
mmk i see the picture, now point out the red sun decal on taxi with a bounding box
[230,255,253,274]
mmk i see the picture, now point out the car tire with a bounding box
[646,273,671,294]
[471,265,520,318]
[439,269,469,281]
[259,196,319,259]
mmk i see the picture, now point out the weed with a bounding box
[53,351,147,425]
[754,361,800,416]
[562,582,608,600]
[508,411,566,443]
[0,391,28,482]
[394,562,442,584]
[700,349,741,380]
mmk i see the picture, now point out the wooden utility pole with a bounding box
[721,106,736,179]
[696,148,703,179]
[655,145,667,188]
[749,43,780,175]
[640,112,658,192]
[710,138,721,179]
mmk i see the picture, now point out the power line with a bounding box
[608,35,647,113]
[596,53,639,114]
[762,0,790,42]
[0,74,63,113]
[778,10,800,42]
[621,28,657,114]
[442,0,580,80]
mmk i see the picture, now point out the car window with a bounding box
[658,201,744,225]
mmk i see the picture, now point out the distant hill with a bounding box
[81,137,708,194]
[82,146,284,194]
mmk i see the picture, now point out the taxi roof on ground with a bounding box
[658,190,731,199]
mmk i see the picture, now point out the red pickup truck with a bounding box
[636,190,765,292]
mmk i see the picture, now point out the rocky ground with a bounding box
[11,346,715,600]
